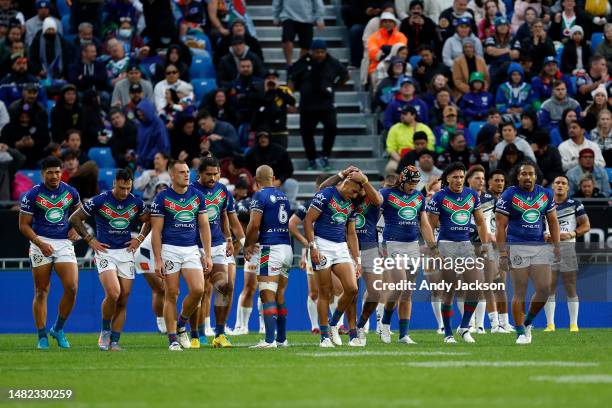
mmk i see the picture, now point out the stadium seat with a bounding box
[189,53,216,79]
[467,121,485,147]
[189,168,197,183]
[88,147,116,169]
[591,33,604,53]
[408,55,422,70]
[98,168,117,192]
[556,45,563,65]
[607,167,612,181]
[192,78,217,104]
[16,170,42,185]
[57,0,70,15]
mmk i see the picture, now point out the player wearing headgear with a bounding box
[190,156,235,348]
[426,161,489,344]
[496,161,560,345]
[244,165,294,348]
[376,165,437,344]
[303,172,362,347]
[543,175,590,333]
[19,157,82,349]
[150,160,213,351]
[69,169,149,351]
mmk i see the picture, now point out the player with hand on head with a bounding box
[495,162,560,345]
[150,160,212,351]
[69,169,149,351]
[19,157,82,350]
[543,175,590,333]
[244,165,294,348]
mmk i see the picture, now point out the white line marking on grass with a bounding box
[404,361,599,368]
[532,375,612,384]
[297,351,471,357]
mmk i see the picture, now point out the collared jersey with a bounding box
[250,186,291,246]
[426,187,481,242]
[380,187,425,242]
[310,186,356,243]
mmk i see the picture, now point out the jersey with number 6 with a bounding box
[250,186,291,245]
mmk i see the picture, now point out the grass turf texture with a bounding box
[1,329,611,407]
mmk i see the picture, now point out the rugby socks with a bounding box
[276,303,287,343]
[215,324,225,337]
[431,298,443,328]
[168,333,177,345]
[457,299,465,317]
[349,328,358,340]
[381,308,394,325]
[197,324,206,337]
[102,319,111,331]
[376,303,384,329]
[53,316,66,332]
[191,330,198,339]
[568,297,579,326]
[399,319,410,338]
[242,307,253,330]
[262,302,277,344]
[442,304,453,337]
[307,297,319,330]
[320,325,330,341]
[257,298,264,330]
[524,311,537,327]
[204,317,212,331]
[488,311,499,329]
[110,331,120,343]
[499,313,510,327]
[329,309,343,327]
[37,327,47,339]
[544,295,556,327]
[475,301,486,329]
[516,326,525,336]
[461,301,478,328]
[177,314,189,330]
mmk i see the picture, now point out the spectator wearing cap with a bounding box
[0,56,45,106]
[230,57,265,129]
[567,147,610,196]
[539,80,581,131]
[134,99,170,169]
[572,173,608,198]
[0,102,49,168]
[519,19,555,75]
[272,0,326,67]
[28,16,70,80]
[582,85,612,131]
[290,38,349,170]
[458,71,493,123]
[111,63,154,107]
[366,11,407,76]
[434,105,472,153]
[576,55,611,107]
[559,120,607,171]
[435,131,480,170]
[484,16,521,86]
[396,130,431,171]
[532,130,564,187]
[442,17,483,68]
[196,109,240,160]
[372,43,412,93]
[245,131,299,206]
[530,56,573,108]
[50,84,82,143]
[549,0,592,43]
[383,76,429,129]
[495,62,532,117]
[217,35,265,89]
[385,104,435,174]
[590,108,612,164]
[134,152,171,203]
[25,0,61,47]
[215,19,263,66]
[251,69,296,149]
[399,1,439,57]
[67,42,110,97]
[413,45,452,94]
[560,25,591,75]
[438,0,477,41]
[153,62,194,114]
[124,82,145,121]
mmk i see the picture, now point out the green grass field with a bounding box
[1,329,612,407]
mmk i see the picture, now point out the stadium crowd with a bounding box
[0,0,610,208]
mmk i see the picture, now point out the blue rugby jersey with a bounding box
[250,186,291,246]
[380,187,425,242]
[426,187,481,242]
[354,196,380,249]
[310,186,356,243]
[191,181,232,247]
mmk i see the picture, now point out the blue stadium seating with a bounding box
[88,147,116,169]
[591,33,604,53]
[189,52,216,79]
[607,167,612,182]
[556,45,563,65]
[192,78,217,103]
[16,170,42,185]
[57,0,70,15]
[467,121,485,147]
[98,168,117,191]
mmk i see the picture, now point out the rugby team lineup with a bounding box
[18,155,587,350]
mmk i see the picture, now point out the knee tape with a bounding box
[213,285,229,306]
[259,281,278,293]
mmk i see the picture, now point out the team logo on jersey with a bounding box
[389,192,422,221]
[512,193,548,224]
[354,198,372,229]
[99,203,138,230]
[328,196,354,224]
[442,194,475,226]
[164,195,200,222]
[205,188,226,222]
[35,190,73,223]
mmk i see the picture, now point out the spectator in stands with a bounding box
[413,45,451,93]
[24,1,60,47]
[0,141,24,200]
[152,44,191,84]
[111,63,154,108]
[70,22,103,55]
[60,150,80,183]
[424,0,453,25]
[0,99,7,131]
[415,149,442,190]
[396,130,430,170]
[530,56,572,108]
[451,38,488,98]
[366,11,407,79]
[63,129,90,164]
[251,69,296,149]
[70,0,104,37]
[567,148,611,196]
[383,77,429,129]
[551,108,578,146]
[493,142,531,173]
[539,80,581,131]
[474,123,499,170]
[559,120,606,171]
[105,39,130,87]
[483,16,520,87]
[428,86,457,128]
[549,0,592,43]
[230,57,265,128]
[0,28,27,76]
[135,99,170,169]
[0,103,48,168]
[80,90,109,150]
[520,18,555,75]
[491,121,536,167]
[560,26,591,75]
[385,105,435,174]
[220,154,255,190]
[572,173,607,198]
[373,56,408,112]
[434,105,470,153]
[141,0,178,51]
[532,130,564,187]
[0,1,24,29]
[590,109,612,164]
[458,71,494,123]
[518,109,539,143]
[153,63,194,114]
[196,109,240,160]
[272,0,326,67]
[372,43,411,93]
[400,1,439,55]
[582,85,611,131]
[290,38,348,170]
[106,16,145,56]
[576,55,610,107]
[134,152,171,203]
[28,17,70,80]
[476,0,503,40]
[232,178,251,201]
[159,83,195,131]
[7,83,48,139]
[200,88,238,129]
[512,0,543,35]
[435,131,479,170]
[124,82,144,121]
[50,84,82,143]
[217,35,265,89]
[513,6,538,44]
[170,117,200,165]
[215,19,263,66]
[438,0,477,41]
[245,130,299,206]
[596,23,612,70]
[68,43,110,100]
[342,1,383,68]
[108,108,137,168]
[442,17,483,68]
[495,62,532,117]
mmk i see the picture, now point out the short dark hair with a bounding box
[61,150,79,162]
[115,168,134,182]
[487,108,500,117]
[440,161,466,188]
[554,174,569,183]
[197,108,212,120]
[235,178,250,190]
[169,159,187,171]
[41,156,62,170]
[552,79,566,89]
[109,107,124,117]
[466,164,486,181]
[500,121,516,131]
[413,131,428,142]
[533,130,551,147]
[198,156,220,173]
[488,168,506,181]
[65,129,81,140]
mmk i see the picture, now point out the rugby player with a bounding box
[495,161,560,345]
[190,157,235,348]
[303,172,362,347]
[544,175,590,332]
[426,162,490,343]
[19,157,81,349]
[376,166,436,345]
[69,169,149,350]
[150,160,212,351]
[244,165,293,348]
[223,193,245,335]
[423,176,444,334]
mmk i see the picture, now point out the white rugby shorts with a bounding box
[162,244,202,274]
[95,248,135,279]
[29,237,77,267]
[313,236,352,271]
[509,244,553,269]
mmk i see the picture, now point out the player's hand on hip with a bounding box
[89,239,110,254]
[38,241,54,257]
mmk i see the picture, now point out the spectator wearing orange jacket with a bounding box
[366,12,407,76]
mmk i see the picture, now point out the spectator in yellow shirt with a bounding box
[385,105,435,174]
